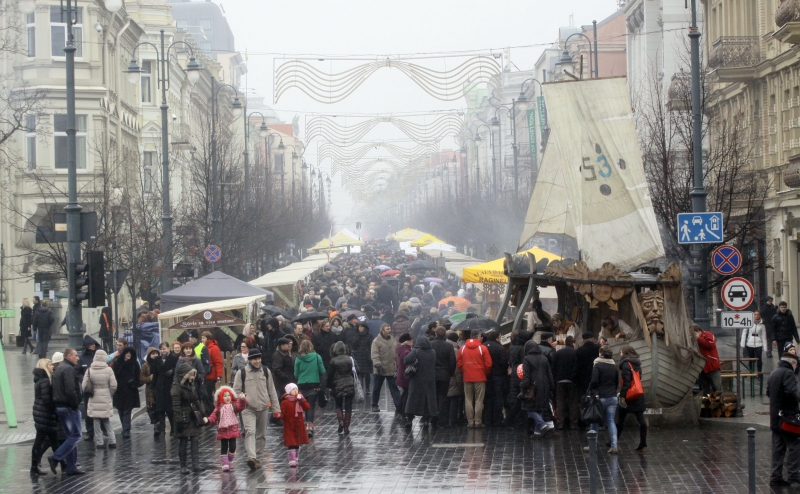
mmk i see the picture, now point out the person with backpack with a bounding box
[616,345,647,453]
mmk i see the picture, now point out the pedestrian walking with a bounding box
[446,332,465,427]
[772,302,799,361]
[762,297,778,358]
[175,342,207,412]
[483,330,507,427]
[31,358,58,475]
[431,326,456,426]
[48,348,84,476]
[112,347,141,438]
[33,300,54,360]
[742,311,767,373]
[457,329,493,428]
[272,338,296,397]
[81,349,117,449]
[20,298,35,354]
[396,333,414,420]
[348,322,374,397]
[202,331,224,408]
[403,336,438,428]
[281,383,310,467]
[327,341,356,435]
[207,386,246,472]
[99,307,113,353]
[232,348,281,471]
[584,345,619,454]
[140,347,160,436]
[768,350,800,487]
[520,340,554,437]
[370,323,401,412]
[553,335,579,430]
[694,324,721,395]
[230,337,254,386]
[156,343,178,436]
[172,363,208,474]
[615,345,647,453]
[78,334,101,441]
[294,340,325,438]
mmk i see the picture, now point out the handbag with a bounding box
[146,405,157,424]
[83,368,94,398]
[404,357,419,379]
[317,388,329,408]
[522,382,536,401]
[351,357,365,404]
[579,392,603,424]
[780,410,800,435]
[190,401,204,427]
[625,362,645,401]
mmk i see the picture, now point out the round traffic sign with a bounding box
[204,245,221,263]
[721,277,754,310]
[711,245,742,276]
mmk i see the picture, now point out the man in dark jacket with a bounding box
[762,297,778,358]
[271,338,295,399]
[575,332,600,395]
[311,320,338,370]
[772,302,799,359]
[430,327,456,426]
[48,348,84,475]
[78,335,101,440]
[553,336,579,430]
[538,332,556,367]
[261,318,287,370]
[767,352,800,486]
[483,330,508,427]
[33,300,54,359]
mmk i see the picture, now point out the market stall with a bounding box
[159,271,274,313]
[158,294,266,343]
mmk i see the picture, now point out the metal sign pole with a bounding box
[735,326,742,417]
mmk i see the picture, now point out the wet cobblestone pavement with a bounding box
[0,399,784,494]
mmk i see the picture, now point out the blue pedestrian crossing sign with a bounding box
[711,245,742,275]
[204,245,221,263]
[677,212,724,244]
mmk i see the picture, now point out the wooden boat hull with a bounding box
[623,337,706,408]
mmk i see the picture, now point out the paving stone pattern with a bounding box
[0,399,781,494]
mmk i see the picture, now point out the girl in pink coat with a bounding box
[207,386,246,471]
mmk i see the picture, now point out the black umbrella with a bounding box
[260,305,290,318]
[452,316,500,333]
[408,259,435,270]
[291,311,329,323]
[324,263,338,270]
[339,309,366,320]
[284,255,299,263]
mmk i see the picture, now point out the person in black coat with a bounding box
[33,301,54,359]
[504,330,532,427]
[347,323,374,394]
[31,359,58,475]
[520,340,554,437]
[99,307,113,353]
[767,352,800,486]
[158,343,179,435]
[483,331,508,427]
[271,338,295,397]
[430,327,456,426]
[762,297,778,358]
[312,321,340,371]
[616,345,647,452]
[772,302,799,358]
[588,345,619,454]
[20,299,35,354]
[78,334,101,440]
[112,347,141,438]
[553,336,579,430]
[575,332,601,395]
[261,318,288,370]
[403,336,438,428]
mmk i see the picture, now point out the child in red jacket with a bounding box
[281,383,310,467]
[207,386,246,471]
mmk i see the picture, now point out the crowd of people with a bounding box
[23,238,800,487]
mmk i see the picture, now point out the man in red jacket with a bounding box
[457,330,493,428]
[694,324,721,395]
[202,331,224,406]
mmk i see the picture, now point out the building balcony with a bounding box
[776,0,800,29]
[784,154,800,189]
[708,37,761,70]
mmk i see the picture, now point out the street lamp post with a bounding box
[25,0,126,348]
[209,77,243,270]
[562,32,597,79]
[126,30,201,288]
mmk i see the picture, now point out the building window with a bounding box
[25,115,36,171]
[176,19,188,30]
[141,61,152,103]
[200,19,212,30]
[54,114,87,169]
[142,151,155,193]
[199,42,212,53]
[50,6,82,58]
[26,13,35,57]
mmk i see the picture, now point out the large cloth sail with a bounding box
[518,132,575,249]
[520,77,664,271]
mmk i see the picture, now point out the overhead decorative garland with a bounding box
[306,113,464,146]
[322,141,440,175]
[274,55,501,104]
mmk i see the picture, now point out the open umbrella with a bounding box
[339,309,366,320]
[373,265,392,272]
[260,305,290,318]
[324,263,338,270]
[452,316,500,333]
[408,259,435,270]
[291,311,329,323]
[381,269,401,277]
[438,296,472,311]
[382,276,399,282]
[448,312,469,323]
[424,277,444,284]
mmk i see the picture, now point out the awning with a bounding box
[461,247,563,284]
[411,234,444,247]
[390,228,427,242]
[158,294,266,327]
[310,230,365,250]
[160,271,273,313]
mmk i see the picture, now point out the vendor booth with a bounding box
[159,271,273,313]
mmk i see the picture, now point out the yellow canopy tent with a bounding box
[461,247,563,284]
[410,233,444,247]
[310,230,365,251]
[390,228,427,242]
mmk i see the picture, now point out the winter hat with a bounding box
[785,342,796,353]
[215,386,236,405]
[247,348,262,360]
[51,352,64,364]
[540,332,554,341]
[582,332,595,340]
[188,329,199,340]
[399,333,413,343]
[285,383,298,395]
[277,338,291,346]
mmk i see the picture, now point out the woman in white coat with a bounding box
[740,310,767,373]
[82,349,118,449]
